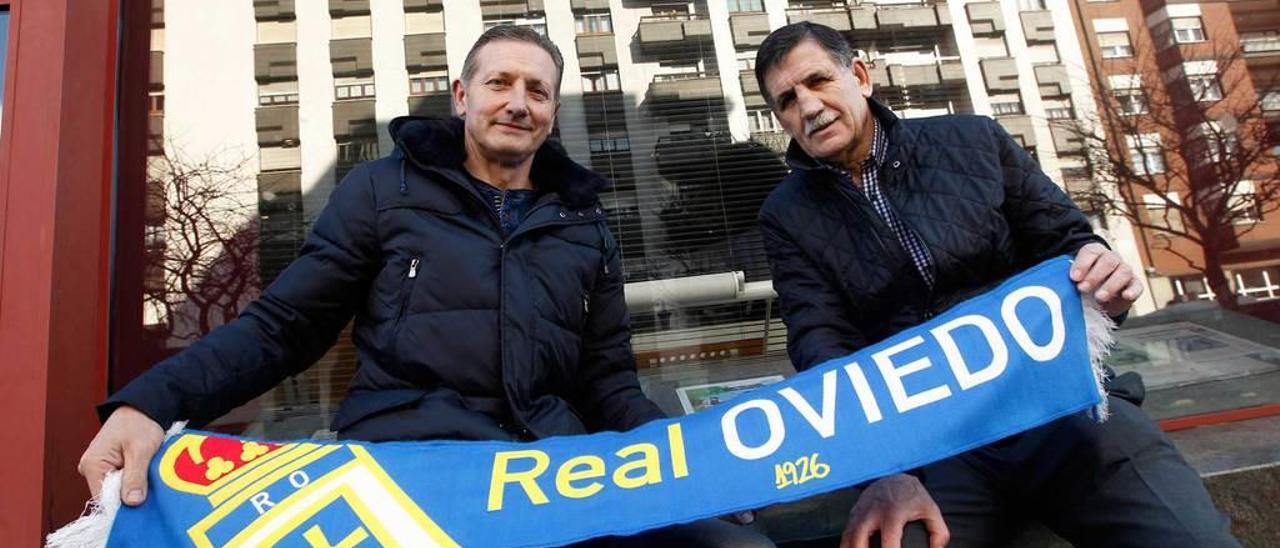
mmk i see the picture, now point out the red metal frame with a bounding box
[1159,403,1280,432]
[0,0,121,541]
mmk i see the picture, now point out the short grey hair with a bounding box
[460,25,565,98]
[754,22,858,107]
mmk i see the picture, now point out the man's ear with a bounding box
[451,78,467,117]
[851,58,873,98]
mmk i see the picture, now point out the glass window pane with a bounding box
[111,0,1280,453]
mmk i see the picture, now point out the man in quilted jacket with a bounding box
[755,22,1237,548]
[77,25,772,547]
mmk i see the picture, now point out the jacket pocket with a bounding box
[395,255,422,325]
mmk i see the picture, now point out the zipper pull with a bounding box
[408,257,420,279]
[583,292,590,315]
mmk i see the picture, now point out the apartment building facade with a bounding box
[125,0,1156,435]
[1068,0,1280,306]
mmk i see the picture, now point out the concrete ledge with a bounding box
[756,415,1280,547]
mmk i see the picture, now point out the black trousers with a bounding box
[913,396,1238,548]
[569,518,775,547]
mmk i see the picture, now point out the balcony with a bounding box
[1020,10,1055,43]
[998,115,1037,147]
[328,0,370,18]
[331,38,373,77]
[638,14,713,51]
[259,146,302,172]
[147,114,163,155]
[876,4,950,30]
[576,34,617,69]
[871,59,964,88]
[647,73,722,103]
[254,44,297,83]
[404,33,447,70]
[1242,34,1280,56]
[1050,122,1084,155]
[849,6,877,30]
[407,94,452,118]
[333,99,376,138]
[731,12,771,49]
[402,0,443,12]
[255,105,300,146]
[480,0,545,18]
[570,0,610,10]
[980,57,1019,93]
[254,0,295,21]
[741,71,766,108]
[1034,63,1070,97]
[966,2,1004,35]
[149,51,163,88]
[786,9,852,32]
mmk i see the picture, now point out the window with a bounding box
[1229,180,1261,223]
[589,136,631,153]
[1171,17,1206,44]
[1143,192,1182,231]
[737,51,757,72]
[992,100,1024,116]
[409,72,449,96]
[575,12,612,35]
[1127,133,1165,174]
[485,17,547,36]
[1241,31,1280,54]
[1263,90,1280,112]
[747,108,781,133]
[1115,89,1147,115]
[1183,61,1222,102]
[1018,0,1047,10]
[1173,275,1215,301]
[1191,121,1238,165]
[1234,266,1280,300]
[727,0,765,11]
[1098,32,1133,58]
[581,69,621,92]
[149,92,166,114]
[335,82,375,100]
[1188,74,1223,102]
[1046,107,1073,120]
[258,92,299,106]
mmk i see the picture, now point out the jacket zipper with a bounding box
[396,257,421,323]
[879,165,937,319]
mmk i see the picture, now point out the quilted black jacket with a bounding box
[102,117,665,441]
[760,99,1104,370]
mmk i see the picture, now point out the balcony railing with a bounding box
[637,14,713,46]
[1242,35,1280,54]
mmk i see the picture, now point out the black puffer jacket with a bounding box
[760,99,1104,370]
[104,117,665,441]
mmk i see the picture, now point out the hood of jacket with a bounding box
[388,115,608,209]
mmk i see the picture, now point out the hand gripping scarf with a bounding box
[51,256,1115,547]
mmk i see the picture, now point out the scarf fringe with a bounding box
[1081,297,1116,422]
[46,422,188,548]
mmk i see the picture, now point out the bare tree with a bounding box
[1067,37,1280,309]
[143,144,261,343]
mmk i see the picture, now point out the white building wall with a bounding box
[296,1,338,218]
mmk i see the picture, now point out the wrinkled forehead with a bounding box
[765,44,846,98]
[469,40,558,87]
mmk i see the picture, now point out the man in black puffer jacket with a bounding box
[78,25,772,547]
[755,23,1237,548]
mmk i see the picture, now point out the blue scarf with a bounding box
[90,256,1109,547]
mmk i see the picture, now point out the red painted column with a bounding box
[0,0,120,541]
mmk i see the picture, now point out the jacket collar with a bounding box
[784,96,901,173]
[388,116,607,209]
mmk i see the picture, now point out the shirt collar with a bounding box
[817,117,887,177]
